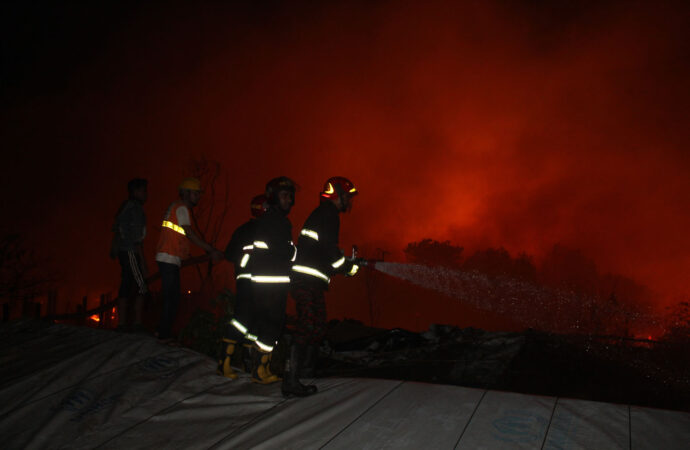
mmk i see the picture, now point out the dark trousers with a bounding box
[118,250,147,299]
[292,287,327,345]
[250,283,288,348]
[226,279,253,341]
[157,261,180,339]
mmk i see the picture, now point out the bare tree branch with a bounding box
[0,233,54,303]
[187,157,231,290]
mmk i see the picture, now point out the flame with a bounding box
[89,314,100,322]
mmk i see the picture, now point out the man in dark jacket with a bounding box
[287,177,361,396]
[113,178,149,331]
[243,177,297,385]
[217,194,267,380]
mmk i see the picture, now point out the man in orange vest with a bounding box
[155,177,224,341]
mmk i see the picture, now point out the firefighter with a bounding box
[217,194,268,380]
[287,177,361,397]
[243,177,297,385]
[155,177,224,341]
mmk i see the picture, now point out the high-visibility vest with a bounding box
[156,202,190,260]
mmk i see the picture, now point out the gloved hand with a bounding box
[345,257,366,277]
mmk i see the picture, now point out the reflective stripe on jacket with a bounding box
[156,202,191,260]
[225,219,257,279]
[249,207,295,284]
[292,200,354,289]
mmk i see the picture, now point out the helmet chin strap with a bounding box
[339,193,350,213]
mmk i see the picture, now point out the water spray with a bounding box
[352,244,568,329]
[361,259,656,334]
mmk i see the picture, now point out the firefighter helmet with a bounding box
[321,177,358,200]
[265,176,297,205]
[250,194,268,218]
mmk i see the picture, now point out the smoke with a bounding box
[2,1,689,307]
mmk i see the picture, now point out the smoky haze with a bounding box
[2,1,689,309]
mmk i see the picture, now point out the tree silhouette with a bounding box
[539,244,599,295]
[0,233,51,304]
[189,157,231,292]
[403,239,463,268]
[663,301,690,343]
[461,247,537,281]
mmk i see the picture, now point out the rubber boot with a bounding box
[251,347,281,384]
[301,344,318,379]
[281,344,318,398]
[217,338,239,380]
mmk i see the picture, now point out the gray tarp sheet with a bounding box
[1,322,688,449]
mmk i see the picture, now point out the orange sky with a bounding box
[2,1,689,311]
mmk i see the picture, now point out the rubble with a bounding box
[318,320,690,412]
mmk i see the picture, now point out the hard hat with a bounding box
[250,194,268,218]
[321,176,358,201]
[265,176,297,204]
[179,177,202,192]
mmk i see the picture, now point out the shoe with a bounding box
[281,344,317,398]
[217,338,239,380]
[251,347,280,384]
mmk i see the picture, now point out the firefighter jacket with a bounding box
[248,207,296,285]
[224,219,256,281]
[292,200,357,290]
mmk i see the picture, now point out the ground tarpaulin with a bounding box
[1,321,688,449]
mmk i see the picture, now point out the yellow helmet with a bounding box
[179,177,202,192]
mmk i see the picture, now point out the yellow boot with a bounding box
[264,351,281,381]
[217,338,239,380]
[251,348,281,384]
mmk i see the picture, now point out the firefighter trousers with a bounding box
[226,279,253,341]
[291,287,327,346]
[249,283,288,349]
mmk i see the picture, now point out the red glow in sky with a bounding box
[2,1,689,311]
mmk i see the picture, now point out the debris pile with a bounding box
[319,319,690,412]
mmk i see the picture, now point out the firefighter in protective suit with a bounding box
[217,194,268,380]
[287,177,361,397]
[243,177,297,384]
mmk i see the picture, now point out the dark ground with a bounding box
[314,320,690,413]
